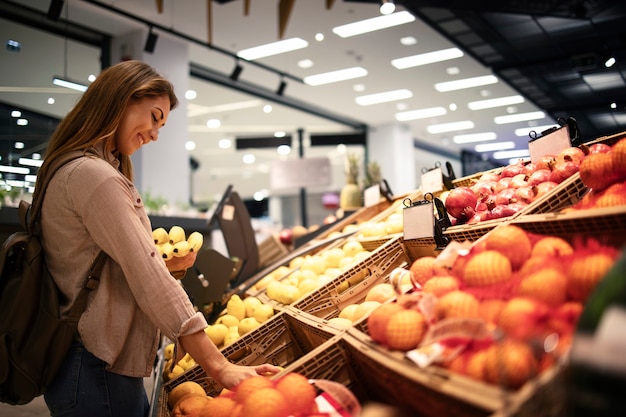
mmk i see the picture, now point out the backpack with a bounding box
[0,151,108,405]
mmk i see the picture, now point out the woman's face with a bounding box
[115,95,171,156]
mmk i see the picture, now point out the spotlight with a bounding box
[276,79,287,96]
[47,0,64,21]
[230,63,243,81]
[605,56,616,68]
[380,0,395,15]
[144,27,158,53]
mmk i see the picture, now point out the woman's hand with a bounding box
[214,362,282,389]
[165,251,198,278]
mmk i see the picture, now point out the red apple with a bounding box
[278,228,293,245]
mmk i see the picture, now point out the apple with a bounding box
[278,228,293,245]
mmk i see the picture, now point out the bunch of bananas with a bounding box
[152,225,204,261]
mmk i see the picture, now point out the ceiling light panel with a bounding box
[435,75,498,92]
[391,48,463,69]
[468,95,524,110]
[237,38,308,60]
[452,132,497,143]
[304,67,368,86]
[355,89,412,106]
[474,141,515,152]
[494,111,545,124]
[395,106,446,121]
[493,149,530,159]
[427,120,475,134]
[332,11,415,38]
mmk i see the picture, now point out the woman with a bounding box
[38,60,279,416]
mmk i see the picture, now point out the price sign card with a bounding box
[421,167,443,193]
[403,203,435,240]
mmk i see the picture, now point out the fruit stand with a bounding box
[153,131,626,417]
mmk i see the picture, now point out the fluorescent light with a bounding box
[18,157,43,167]
[452,132,497,144]
[391,48,463,69]
[474,141,515,152]
[395,106,446,121]
[380,0,395,15]
[304,67,368,86]
[493,149,530,159]
[332,10,415,38]
[435,75,498,92]
[356,89,412,106]
[0,165,30,174]
[427,120,474,134]
[237,38,308,60]
[468,95,524,110]
[494,111,545,124]
[514,125,558,137]
[52,76,88,92]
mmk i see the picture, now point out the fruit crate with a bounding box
[585,129,626,147]
[257,234,289,269]
[159,308,339,404]
[509,205,626,247]
[290,236,411,320]
[343,328,566,417]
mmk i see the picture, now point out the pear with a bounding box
[226,294,246,320]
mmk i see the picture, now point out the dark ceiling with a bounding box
[349,0,626,142]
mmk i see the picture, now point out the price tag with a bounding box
[421,167,443,193]
[529,126,571,163]
[221,204,235,221]
[363,184,380,207]
[403,203,435,240]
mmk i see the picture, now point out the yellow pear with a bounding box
[253,303,274,323]
[205,323,229,346]
[163,343,175,361]
[238,317,261,336]
[226,294,246,321]
[215,314,239,327]
[242,296,262,317]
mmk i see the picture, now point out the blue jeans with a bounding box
[44,341,149,417]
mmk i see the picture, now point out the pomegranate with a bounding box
[495,188,517,205]
[444,187,478,223]
[509,173,529,189]
[471,181,496,199]
[549,161,579,183]
[535,155,557,171]
[494,177,513,193]
[524,162,539,175]
[501,160,527,178]
[478,171,501,182]
[588,143,611,154]
[556,146,585,166]
[514,186,536,204]
[535,181,558,198]
[527,169,552,186]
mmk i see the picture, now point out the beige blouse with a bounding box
[41,143,207,377]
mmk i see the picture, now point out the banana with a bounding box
[159,242,175,261]
[168,225,186,244]
[187,231,204,252]
[152,227,169,245]
[173,240,191,257]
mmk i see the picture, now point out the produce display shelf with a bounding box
[290,236,410,320]
[344,327,565,417]
[159,307,340,416]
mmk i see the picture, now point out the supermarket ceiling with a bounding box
[1,0,626,172]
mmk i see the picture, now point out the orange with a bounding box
[234,375,273,403]
[241,387,289,417]
[385,309,426,351]
[463,250,512,287]
[484,339,538,389]
[409,256,441,286]
[436,290,480,320]
[367,302,404,344]
[205,396,237,417]
[567,253,615,301]
[484,225,532,270]
[421,275,460,298]
[530,236,573,258]
[275,373,317,416]
[518,268,567,307]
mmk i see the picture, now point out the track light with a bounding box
[230,62,243,81]
[276,79,287,96]
[47,0,64,21]
[380,0,395,15]
[144,27,158,53]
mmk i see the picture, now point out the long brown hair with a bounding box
[36,60,178,187]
